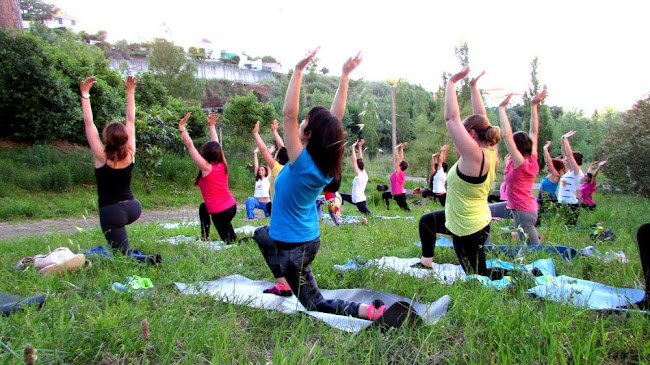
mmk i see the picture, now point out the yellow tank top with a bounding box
[444,148,497,236]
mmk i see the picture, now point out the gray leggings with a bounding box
[254,226,361,317]
[99,199,142,254]
[512,209,540,245]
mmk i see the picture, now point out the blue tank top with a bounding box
[540,177,559,198]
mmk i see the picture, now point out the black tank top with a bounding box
[95,162,135,207]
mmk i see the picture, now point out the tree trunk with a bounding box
[0,0,23,32]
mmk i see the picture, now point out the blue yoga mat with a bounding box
[528,275,646,310]
[1,292,45,315]
[485,245,578,260]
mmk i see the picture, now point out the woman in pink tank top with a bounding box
[179,112,238,243]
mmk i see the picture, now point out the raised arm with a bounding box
[253,121,276,169]
[357,138,365,159]
[270,119,285,149]
[80,77,106,165]
[561,130,581,175]
[445,67,484,169]
[393,143,402,171]
[123,76,138,153]
[430,153,439,174]
[591,160,607,184]
[283,49,318,163]
[529,90,547,157]
[206,112,220,143]
[330,52,362,120]
[206,111,226,165]
[351,140,361,175]
[179,112,211,173]
[543,141,559,176]
[253,147,260,173]
[469,71,487,117]
[438,145,449,170]
[498,94,525,168]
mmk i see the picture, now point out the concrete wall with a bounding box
[110,58,274,83]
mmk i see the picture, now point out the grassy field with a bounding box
[1,144,650,363]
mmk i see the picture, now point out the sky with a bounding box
[51,0,649,113]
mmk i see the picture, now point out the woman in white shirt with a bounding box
[340,139,371,215]
[557,130,584,226]
[245,148,271,220]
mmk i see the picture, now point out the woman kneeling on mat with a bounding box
[498,90,546,245]
[245,146,270,220]
[418,69,501,276]
[254,49,387,320]
[340,139,371,215]
[80,76,142,255]
[179,112,238,243]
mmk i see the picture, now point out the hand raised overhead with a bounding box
[253,121,260,134]
[342,51,363,75]
[469,70,486,87]
[499,93,514,108]
[532,89,547,105]
[179,112,192,130]
[80,76,97,94]
[295,48,319,72]
[270,119,279,132]
[122,75,139,92]
[206,111,218,127]
[449,67,470,83]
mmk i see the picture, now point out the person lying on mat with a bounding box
[418,69,501,275]
[253,49,388,320]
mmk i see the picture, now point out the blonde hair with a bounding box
[463,114,501,146]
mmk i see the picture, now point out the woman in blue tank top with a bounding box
[253,49,390,321]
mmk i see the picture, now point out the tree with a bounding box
[603,94,650,197]
[222,91,277,152]
[149,38,204,101]
[522,56,554,169]
[0,0,23,31]
[19,0,57,23]
[454,41,472,113]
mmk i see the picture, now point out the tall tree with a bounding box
[454,41,472,113]
[522,56,554,168]
[149,38,204,101]
[19,0,57,23]
[0,0,23,31]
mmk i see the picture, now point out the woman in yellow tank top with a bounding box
[417,69,501,276]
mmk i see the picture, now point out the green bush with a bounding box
[603,94,650,197]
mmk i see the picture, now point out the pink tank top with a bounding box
[197,162,236,213]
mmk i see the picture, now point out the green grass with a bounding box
[1,189,650,363]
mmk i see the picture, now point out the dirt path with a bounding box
[0,205,199,240]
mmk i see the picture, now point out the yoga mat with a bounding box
[528,275,646,310]
[1,292,45,315]
[485,245,579,260]
[162,235,232,251]
[367,257,555,289]
[175,275,450,333]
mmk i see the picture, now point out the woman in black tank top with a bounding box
[80,76,142,255]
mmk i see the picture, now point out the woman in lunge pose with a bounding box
[498,90,547,244]
[253,50,389,320]
[178,112,238,243]
[417,69,501,276]
[80,76,142,255]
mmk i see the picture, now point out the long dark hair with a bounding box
[513,131,533,157]
[255,166,269,181]
[275,147,289,165]
[304,106,344,180]
[194,141,226,185]
[103,122,129,162]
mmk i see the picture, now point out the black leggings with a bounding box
[99,199,142,255]
[199,203,237,243]
[340,193,371,215]
[255,226,361,316]
[392,193,410,211]
[423,190,446,207]
[419,209,490,276]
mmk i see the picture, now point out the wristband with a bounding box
[81,93,90,99]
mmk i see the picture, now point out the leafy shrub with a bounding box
[603,95,650,197]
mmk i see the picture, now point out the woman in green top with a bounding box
[418,69,501,276]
